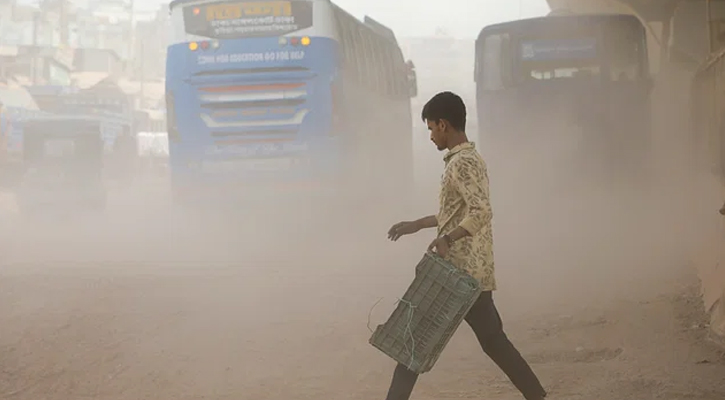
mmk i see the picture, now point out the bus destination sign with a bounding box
[520,38,597,61]
[184,1,313,39]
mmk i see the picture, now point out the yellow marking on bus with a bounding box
[206,1,292,21]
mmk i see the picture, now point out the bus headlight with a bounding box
[301,36,310,46]
[189,42,199,51]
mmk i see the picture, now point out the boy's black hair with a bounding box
[421,91,466,132]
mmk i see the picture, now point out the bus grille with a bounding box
[196,82,309,142]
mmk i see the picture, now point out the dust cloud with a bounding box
[0,56,722,400]
[482,65,716,315]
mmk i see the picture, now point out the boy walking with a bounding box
[385,92,547,400]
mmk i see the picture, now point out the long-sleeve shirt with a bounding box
[437,142,496,291]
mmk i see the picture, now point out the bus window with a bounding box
[392,49,407,97]
[334,14,347,63]
[348,34,360,81]
[379,40,393,96]
[361,30,379,91]
[336,15,356,74]
[377,39,392,96]
[352,26,366,83]
[344,30,356,73]
[481,33,509,91]
[351,26,365,84]
[373,38,386,95]
[384,46,397,97]
[363,32,377,92]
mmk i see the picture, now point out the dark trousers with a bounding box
[384,291,547,400]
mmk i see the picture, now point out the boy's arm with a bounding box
[413,215,438,230]
[449,158,492,240]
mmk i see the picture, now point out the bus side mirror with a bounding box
[406,61,418,98]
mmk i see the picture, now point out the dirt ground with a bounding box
[1,163,725,400]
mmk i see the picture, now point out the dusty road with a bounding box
[1,172,725,400]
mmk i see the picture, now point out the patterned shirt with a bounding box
[437,142,496,291]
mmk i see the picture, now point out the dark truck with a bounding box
[16,117,107,215]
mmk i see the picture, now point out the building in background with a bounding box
[0,45,73,85]
[130,5,170,81]
[73,47,123,75]
[0,0,170,82]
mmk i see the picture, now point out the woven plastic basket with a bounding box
[369,251,482,374]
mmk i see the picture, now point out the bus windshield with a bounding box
[181,0,314,39]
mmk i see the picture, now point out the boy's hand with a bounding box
[428,235,451,257]
[388,221,420,241]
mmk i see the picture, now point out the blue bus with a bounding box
[475,14,653,172]
[166,0,418,206]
